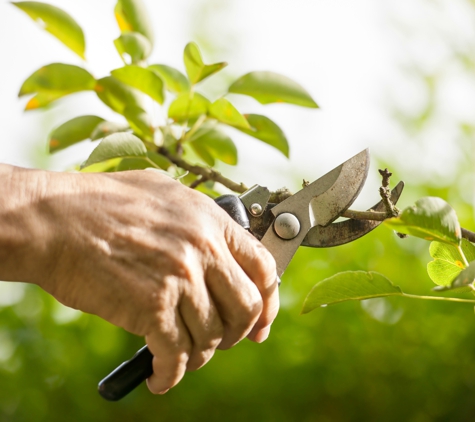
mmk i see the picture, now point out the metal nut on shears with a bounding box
[274,213,301,240]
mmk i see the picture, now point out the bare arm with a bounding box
[0,164,279,394]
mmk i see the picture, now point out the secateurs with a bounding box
[98,148,404,401]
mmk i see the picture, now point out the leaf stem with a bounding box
[402,293,475,304]
[457,244,470,267]
[145,157,161,169]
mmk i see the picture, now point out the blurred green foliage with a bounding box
[1,176,474,422]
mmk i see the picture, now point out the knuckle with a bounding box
[187,348,215,371]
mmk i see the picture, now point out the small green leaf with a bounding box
[149,64,190,94]
[449,261,475,291]
[12,1,86,59]
[117,151,170,171]
[427,239,475,286]
[19,63,95,108]
[189,123,237,166]
[79,158,122,173]
[49,115,104,153]
[302,271,403,314]
[115,0,153,47]
[385,197,462,246]
[229,71,318,108]
[168,92,210,122]
[111,66,164,104]
[122,105,153,139]
[23,91,66,110]
[239,114,289,157]
[82,132,146,168]
[114,31,152,64]
[90,121,129,141]
[94,76,144,114]
[209,98,250,130]
[183,42,227,85]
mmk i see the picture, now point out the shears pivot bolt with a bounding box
[250,203,263,216]
[274,213,301,240]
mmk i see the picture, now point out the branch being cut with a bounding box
[158,147,248,193]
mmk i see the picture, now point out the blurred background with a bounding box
[0,0,475,420]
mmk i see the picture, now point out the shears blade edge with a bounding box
[301,181,404,248]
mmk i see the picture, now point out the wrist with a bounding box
[0,164,61,285]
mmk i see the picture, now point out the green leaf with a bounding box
[302,271,403,314]
[427,239,475,286]
[79,158,122,173]
[12,1,86,59]
[82,133,146,168]
[111,66,164,104]
[385,197,462,246]
[228,71,318,108]
[49,115,104,153]
[19,63,95,108]
[450,261,475,291]
[23,91,66,111]
[189,123,237,166]
[168,92,210,122]
[94,76,144,114]
[114,31,152,64]
[116,151,170,171]
[209,98,250,130]
[90,121,130,141]
[122,105,153,139]
[149,64,190,94]
[239,114,289,157]
[115,0,153,47]
[183,42,227,85]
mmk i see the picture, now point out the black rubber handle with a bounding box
[98,195,250,401]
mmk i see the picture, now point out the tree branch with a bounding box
[158,147,248,193]
[462,228,475,243]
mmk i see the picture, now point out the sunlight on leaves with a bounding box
[115,0,153,47]
[111,65,164,104]
[229,71,318,107]
[183,42,227,85]
[427,239,475,286]
[12,1,86,59]
[149,64,190,94]
[209,98,250,130]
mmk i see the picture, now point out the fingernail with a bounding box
[158,389,169,395]
[276,276,281,287]
[255,326,271,343]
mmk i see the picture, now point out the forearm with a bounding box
[0,164,57,284]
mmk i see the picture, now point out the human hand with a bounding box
[0,166,279,394]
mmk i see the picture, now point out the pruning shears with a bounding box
[98,148,404,401]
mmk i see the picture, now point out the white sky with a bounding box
[0,0,474,202]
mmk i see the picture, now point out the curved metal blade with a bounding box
[261,149,370,275]
[302,181,404,248]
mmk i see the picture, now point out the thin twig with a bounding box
[378,168,399,218]
[341,209,387,221]
[189,176,208,189]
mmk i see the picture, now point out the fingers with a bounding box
[145,306,191,394]
[205,246,263,349]
[224,224,280,343]
[146,273,225,394]
[179,283,223,371]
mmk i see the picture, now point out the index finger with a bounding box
[224,223,280,343]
